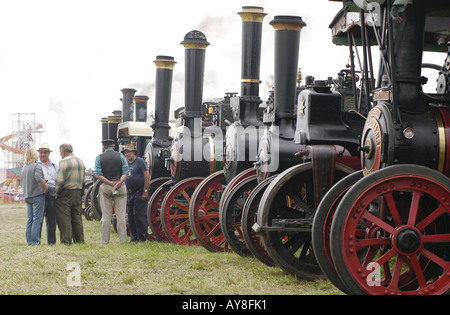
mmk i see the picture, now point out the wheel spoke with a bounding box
[374,248,397,268]
[383,193,404,226]
[419,247,450,270]
[172,200,189,212]
[389,255,406,290]
[408,254,428,289]
[356,237,391,251]
[283,233,307,254]
[361,211,396,234]
[181,189,191,203]
[422,233,450,243]
[407,190,422,226]
[415,204,447,231]
[173,219,189,233]
[201,195,219,208]
[361,247,378,267]
[197,213,219,222]
[169,213,189,220]
[206,222,221,238]
[183,228,193,243]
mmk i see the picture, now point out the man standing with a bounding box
[122,144,150,242]
[37,143,59,245]
[55,143,86,245]
[95,139,129,245]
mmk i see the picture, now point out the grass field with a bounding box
[0,203,343,295]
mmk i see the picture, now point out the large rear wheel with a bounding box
[189,171,232,252]
[257,162,354,281]
[331,165,450,295]
[161,177,204,245]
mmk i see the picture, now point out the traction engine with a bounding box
[311,0,450,295]
[187,7,268,253]
[148,31,232,246]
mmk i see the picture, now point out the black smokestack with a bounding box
[108,110,121,151]
[134,95,149,122]
[391,2,426,113]
[152,55,176,146]
[270,15,306,138]
[181,30,210,132]
[238,6,267,126]
[121,88,137,122]
[101,117,108,141]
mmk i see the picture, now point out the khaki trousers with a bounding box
[99,183,127,245]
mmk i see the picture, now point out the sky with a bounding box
[0,0,446,169]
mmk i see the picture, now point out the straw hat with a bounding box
[37,143,52,152]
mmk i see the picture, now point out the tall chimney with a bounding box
[121,88,137,122]
[134,95,149,122]
[108,110,122,151]
[101,117,108,140]
[270,15,306,138]
[391,2,426,113]
[152,55,177,146]
[237,6,267,126]
[180,30,210,132]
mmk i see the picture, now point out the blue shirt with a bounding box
[39,159,58,196]
[125,157,148,191]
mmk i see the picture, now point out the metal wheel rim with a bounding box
[161,177,204,245]
[219,168,256,214]
[242,175,277,266]
[147,179,173,242]
[219,175,257,256]
[311,170,363,294]
[331,165,450,295]
[258,162,354,281]
[189,171,232,252]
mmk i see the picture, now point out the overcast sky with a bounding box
[0,0,445,169]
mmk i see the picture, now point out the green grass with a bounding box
[0,203,343,295]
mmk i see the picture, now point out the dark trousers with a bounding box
[44,193,57,244]
[55,189,84,245]
[127,190,149,242]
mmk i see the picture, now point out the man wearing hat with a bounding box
[37,143,59,245]
[122,144,150,242]
[94,139,129,245]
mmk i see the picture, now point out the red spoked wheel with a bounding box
[189,171,232,252]
[219,175,258,256]
[312,170,363,293]
[161,177,204,245]
[147,178,173,242]
[331,165,450,295]
[242,176,277,266]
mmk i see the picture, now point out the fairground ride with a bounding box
[0,113,45,192]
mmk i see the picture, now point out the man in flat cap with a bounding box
[122,144,150,242]
[95,139,129,245]
[37,143,58,245]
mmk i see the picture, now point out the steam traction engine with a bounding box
[145,55,177,242]
[311,0,450,295]
[154,31,230,245]
[235,9,367,279]
[187,6,268,253]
